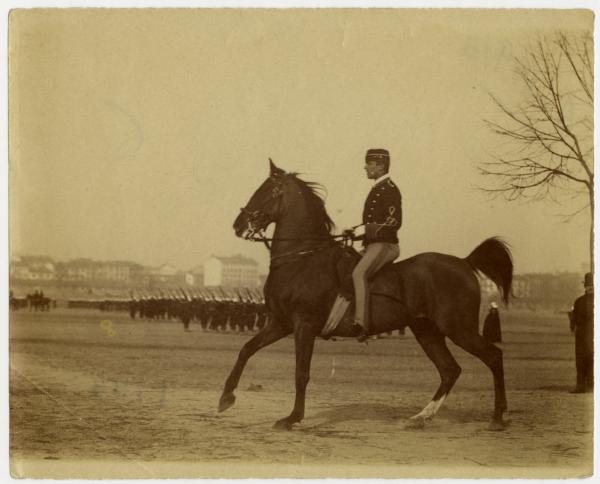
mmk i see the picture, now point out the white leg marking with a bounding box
[411,394,447,420]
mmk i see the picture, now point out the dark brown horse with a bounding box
[219,160,513,431]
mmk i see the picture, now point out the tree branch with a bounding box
[478,28,593,255]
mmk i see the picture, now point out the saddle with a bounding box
[335,246,404,302]
[321,246,410,339]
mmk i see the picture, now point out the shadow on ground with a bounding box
[305,402,494,430]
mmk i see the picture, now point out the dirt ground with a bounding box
[9,307,593,478]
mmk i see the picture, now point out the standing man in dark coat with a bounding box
[483,302,502,343]
[570,272,594,393]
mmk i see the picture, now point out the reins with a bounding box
[238,170,363,262]
[246,223,363,244]
[269,244,334,267]
[247,223,363,261]
[247,232,343,243]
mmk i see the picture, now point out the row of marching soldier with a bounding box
[126,290,269,333]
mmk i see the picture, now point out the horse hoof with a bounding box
[487,419,507,431]
[404,417,426,430]
[273,419,293,431]
[218,392,236,413]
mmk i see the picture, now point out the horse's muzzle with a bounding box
[233,211,247,238]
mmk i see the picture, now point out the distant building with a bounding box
[204,254,259,287]
[54,259,143,283]
[511,273,580,309]
[55,259,94,281]
[186,265,205,287]
[94,261,135,281]
[512,277,532,298]
[10,264,56,281]
[10,256,56,281]
[147,264,177,284]
[478,274,499,298]
[476,272,582,310]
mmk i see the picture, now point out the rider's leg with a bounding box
[352,242,399,336]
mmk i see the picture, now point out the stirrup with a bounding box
[357,331,370,343]
[351,322,369,343]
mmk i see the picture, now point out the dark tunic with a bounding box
[482,308,502,343]
[361,177,402,245]
[572,292,594,390]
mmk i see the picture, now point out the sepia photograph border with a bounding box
[3,0,599,481]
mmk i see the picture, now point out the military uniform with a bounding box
[571,274,594,392]
[361,176,403,245]
[323,149,402,341]
[483,306,502,343]
[349,149,402,339]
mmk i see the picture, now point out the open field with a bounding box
[9,308,593,478]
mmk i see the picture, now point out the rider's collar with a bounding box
[373,173,390,186]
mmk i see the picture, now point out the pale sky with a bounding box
[9,8,594,275]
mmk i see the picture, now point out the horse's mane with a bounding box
[287,173,335,234]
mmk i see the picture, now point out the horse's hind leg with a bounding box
[219,321,291,412]
[449,331,507,430]
[407,319,461,428]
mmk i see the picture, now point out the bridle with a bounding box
[239,176,361,264]
[239,178,284,249]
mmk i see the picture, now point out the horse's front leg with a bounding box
[219,320,291,412]
[273,316,316,430]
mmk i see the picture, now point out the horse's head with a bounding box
[234,159,287,239]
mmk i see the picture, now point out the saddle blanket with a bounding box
[321,296,352,337]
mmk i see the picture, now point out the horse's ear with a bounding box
[269,158,285,178]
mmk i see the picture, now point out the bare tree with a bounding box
[480,31,594,271]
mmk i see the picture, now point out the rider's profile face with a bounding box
[364,161,386,179]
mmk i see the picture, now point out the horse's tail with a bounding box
[465,237,513,304]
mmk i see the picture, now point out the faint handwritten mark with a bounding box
[90,383,102,398]
[464,457,488,467]
[100,319,117,337]
[103,100,144,158]
[10,364,154,476]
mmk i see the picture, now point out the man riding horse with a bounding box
[326,148,402,342]
[222,157,512,431]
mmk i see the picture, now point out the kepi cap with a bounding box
[366,148,390,163]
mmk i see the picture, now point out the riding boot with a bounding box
[354,286,370,342]
[349,322,368,339]
[356,327,370,343]
[351,310,369,342]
